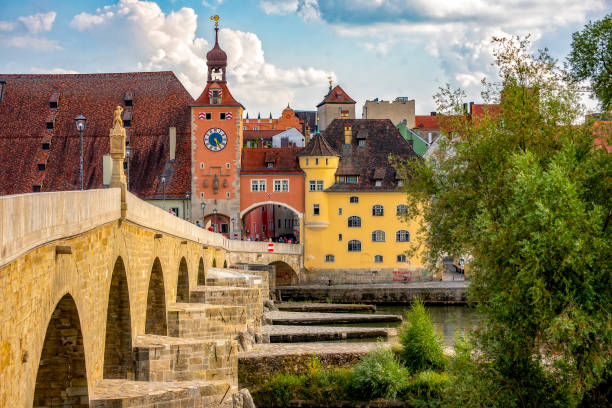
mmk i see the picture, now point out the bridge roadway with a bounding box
[0,189,302,407]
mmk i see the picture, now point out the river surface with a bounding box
[332,305,482,348]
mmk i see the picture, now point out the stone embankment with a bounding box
[277,281,469,304]
[265,311,402,325]
[276,302,377,313]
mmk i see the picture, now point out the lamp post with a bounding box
[125,145,132,190]
[201,201,206,225]
[185,191,190,221]
[213,208,218,233]
[74,115,87,190]
[161,176,166,210]
[231,217,236,239]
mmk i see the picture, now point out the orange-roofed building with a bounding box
[317,84,356,131]
[243,104,303,132]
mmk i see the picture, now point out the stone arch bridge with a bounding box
[0,188,302,407]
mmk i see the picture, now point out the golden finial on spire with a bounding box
[210,14,220,28]
[328,75,333,88]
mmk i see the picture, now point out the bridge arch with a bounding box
[145,257,167,336]
[104,257,134,379]
[241,201,303,242]
[33,293,89,407]
[176,257,189,302]
[270,261,299,286]
[197,257,205,286]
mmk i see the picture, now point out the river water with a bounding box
[338,305,482,348]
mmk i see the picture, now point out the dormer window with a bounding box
[49,93,59,109]
[122,110,132,128]
[124,90,134,107]
[37,163,45,171]
[46,121,54,130]
[32,185,41,192]
[266,162,274,168]
[358,139,365,147]
[42,143,50,151]
[337,94,342,100]
[210,89,221,105]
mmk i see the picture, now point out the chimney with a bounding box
[428,132,432,144]
[344,125,352,144]
[304,122,311,142]
[431,111,436,116]
[463,103,468,114]
[469,101,474,115]
[169,127,176,161]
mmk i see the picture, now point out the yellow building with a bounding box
[299,118,426,284]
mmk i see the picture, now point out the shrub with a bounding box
[253,373,305,407]
[305,367,353,403]
[351,346,409,400]
[401,370,450,404]
[398,299,447,372]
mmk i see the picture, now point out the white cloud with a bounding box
[260,0,320,21]
[69,0,331,113]
[2,36,61,51]
[18,11,56,34]
[0,21,16,32]
[32,67,80,74]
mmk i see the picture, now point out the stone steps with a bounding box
[263,325,396,343]
[190,285,263,329]
[90,379,235,408]
[168,302,247,340]
[133,334,237,384]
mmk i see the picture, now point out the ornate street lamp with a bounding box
[185,191,190,220]
[213,208,218,233]
[231,217,236,238]
[74,115,87,190]
[201,201,206,224]
[125,145,132,190]
[161,176,166,209]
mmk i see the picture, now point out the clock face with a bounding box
[204,128,228,151]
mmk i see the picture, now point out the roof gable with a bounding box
[316,85,356,107]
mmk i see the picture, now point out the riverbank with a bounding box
[276,281,469,304]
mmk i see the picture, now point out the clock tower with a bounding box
[191,15,244,237]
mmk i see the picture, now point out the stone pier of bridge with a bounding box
[0,188,302,407]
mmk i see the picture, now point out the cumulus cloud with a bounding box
[32,67,80,74]
[0,21,16,32]
[69,0,331,113]
[260,0,606,96]
[2,36,61,51]
[18,11,57,34]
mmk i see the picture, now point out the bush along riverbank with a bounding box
[251,300,451,407]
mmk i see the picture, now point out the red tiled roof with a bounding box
[240,148,304,173]
[299,133,339,157]
[0,72,193,198]
[316,85,356,107]
[414,115,440,130]
[322,119,419,192]
[243,129,284,140]
[193,81,243,107]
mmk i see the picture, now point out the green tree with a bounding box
[394,36,611,407]
[568,14,612,111]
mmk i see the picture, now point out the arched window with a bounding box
[348,240,361,252]
[396,230,410,242]
[371,230,385,242]
[374,255,383,263]
[372,204,384,216]
[325,254,335,262]
[397,254,407,262]
[348,216,361,228]
[396,204,408,216]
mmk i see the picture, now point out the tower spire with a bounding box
[206,14,227,82]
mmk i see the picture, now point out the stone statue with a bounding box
[113,105,124,128]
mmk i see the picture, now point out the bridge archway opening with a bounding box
[241,202,301,243]
[223,260,227,268]
[270,261,299,286]
[197,257,205,286]
[103,257,134,379]
[204,212,231,238]
[145,258,167,335]
[212,259,217,268]
[176,257,189,302]
[33,293,89,407]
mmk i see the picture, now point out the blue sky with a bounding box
[0,0,609,115]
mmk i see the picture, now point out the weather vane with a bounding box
[328,75,333,88]
[210,14,220,28]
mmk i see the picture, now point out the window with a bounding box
[123,119,131,128]
[211,90,221,105]
[358,139,365,147]
[315,158,319,165]
[306,158,309,165]
[267,162,274,168]
[396,205,408,216]
[42,143,50,151]
[371,230,385,242]
[274,179,289,192]
[313,204,320,215]
[397,254,407,262]
[336,94,342,100]
[226,192,230,198]
[49,101,57,109]
[325,254,335,262]
[220,112,226,120]
[325,158,329,165]
[350,196,359,203]
[206,112,212,120]
[46,121,53,130]
[348,216,361,228]
[348,240,361,252]
[372,205,384,216]
[316,180,323,191]
[338,208,342,215]
[226,162,230,169]
[309,180,323,191]
[338,233,343,241]
[37,163,45,171]
[278,219,281,228]
[220,223,229,234]
[125,99,133,107]
[262,225,266,231]
[346,175,358,183]
[375,180,382,187]
[396,230,410,242]
[250,179,266,192]
[33,185,41,192]
[374,255,383,263]
[200,162,205,169]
